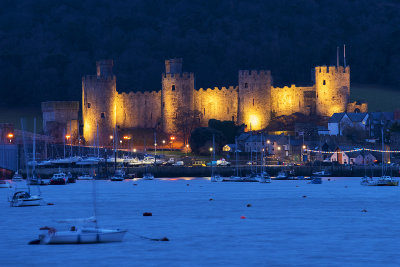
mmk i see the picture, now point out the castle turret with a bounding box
[238,70,272,131]
[82,60,117,146]
[161,58,194,133]
[315,66,350,117]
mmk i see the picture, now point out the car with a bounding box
[173,161,184,166]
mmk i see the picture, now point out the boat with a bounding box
[50,172,68,185]
[9,190,42,207]
[110,169,125,181]
[77,174,94,180]
[142,173,154,180]
[0,180,11,188]
[309,176,322,184]
[29,174,50,186]
[275,171,289,180]
[312,169,331,176]
[12,171,24,182]
[9,118,43,207]
[361,128,398,186]
[210,135,224,182]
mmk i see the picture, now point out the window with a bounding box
[253,99,255,106]
[151,112,153,120]
[204,108,205,116]
[232,116,234,121]
[172,85,175,91]
[101,112,105,118]
[87,103,91,108]
[245,83,248,88]
[323,80,326,85]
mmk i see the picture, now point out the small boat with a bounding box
[365,176,399,186]
[50,172,68,185]
[0,180,11,188]
[66,172,76,184]
[211,174,223,182]
[77,174,94,180]
[142,173,154,180]
[309,176,322,184]
[29,175,50,186]
[110,169,125,181]
[9,191,42,207]
[312,170,331,176]
[12,172,24,182]
[257,172,271,183]
[275,171,289,180]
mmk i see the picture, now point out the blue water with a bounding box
[1,177,400,266]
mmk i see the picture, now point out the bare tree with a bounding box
[173,106,202,146]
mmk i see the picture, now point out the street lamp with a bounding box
[7,133,14,143]
[186,144,189,156]
[170,136,175,151]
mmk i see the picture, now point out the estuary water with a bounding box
[1,177,400,266]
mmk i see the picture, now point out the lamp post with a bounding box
[186,144,189,157]
[209,147,213,164]
[170,136,175,152]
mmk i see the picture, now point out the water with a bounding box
[1,177,400,266]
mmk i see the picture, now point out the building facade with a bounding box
[82,59,366,146]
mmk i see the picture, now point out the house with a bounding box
[328,112,369,136]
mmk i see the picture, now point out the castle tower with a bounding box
[82,60,117,146]
[238,70,272,131]
[161,58,195,134]
[315,66,350,117]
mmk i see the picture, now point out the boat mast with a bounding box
[212,134,215,177]
[96,121,100,158]
[20,119,30,193]
[154,132,157,166]
[235,137,238,177]
[63,128,66,158]
[381,125,384,176]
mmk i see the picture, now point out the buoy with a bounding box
[361,209,368,212]
[344,186,348,188]
[209,198,213,201]
[296,185,299,187]
[302,195,307,198]
[160,237,169,241]
[240,216,246,219]
[186,184,189,186]
[143,212,153,216]
[328,178,331,181]
[133,183,138,186]
[47,203,54,206]
[246,204,252,207]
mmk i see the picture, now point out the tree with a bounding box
[342,125,367,143]
[208,119,244,144]
[189,127,225,155]
[173,106,202,146]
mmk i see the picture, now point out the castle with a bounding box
[82,59,367,146]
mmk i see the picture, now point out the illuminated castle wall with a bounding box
[82,59,366,145]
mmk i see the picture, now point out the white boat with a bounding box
[211,174,223,182]
[76,157,101,166]
[110,169,125,181]
[50,172,68,185]
[9,191,42,207]
[12,172,24,182]
[312,170,331,176]
[77,174,94,180]
[142,173,154,180]
[0,180,11,188]
[38,226,127,244]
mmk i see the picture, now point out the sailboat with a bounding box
[9,118,43,207]
[362,127,398,186]
[210,135,222,182]
[31,173,127,244]
[142,133,155,180]
[110,126,125,181]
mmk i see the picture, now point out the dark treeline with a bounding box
[1,0,399,107]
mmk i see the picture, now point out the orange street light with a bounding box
[65,135,71,140]
[7,133,14,139]
[109,135,113,140]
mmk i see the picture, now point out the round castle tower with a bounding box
[315,66,350,117]
[82,60,117,146]
[238,70,272,131]
[161,58,194,134]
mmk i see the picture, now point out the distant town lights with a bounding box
[123,136,131,140]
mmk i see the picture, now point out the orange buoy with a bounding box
[240,216,246,219]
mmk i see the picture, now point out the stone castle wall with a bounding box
[315,66,350,116]
[271,85,315,116]
[81,59,362,146]
[238,70,271,130]
[194,86,238,126]
[161,72,195,133]
[116,90,161,129]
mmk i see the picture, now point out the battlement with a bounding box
[197,86,238,92]
[119,90,161,98]
[239,70,271,78]
[165,58,183,74]
[96,59,113,77]
[272,85,315,91]
[162,72,194,80]
[315,66,350,74]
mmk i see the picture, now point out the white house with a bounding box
[328,112,369,136]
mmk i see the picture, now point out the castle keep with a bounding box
[82,59,367,145]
